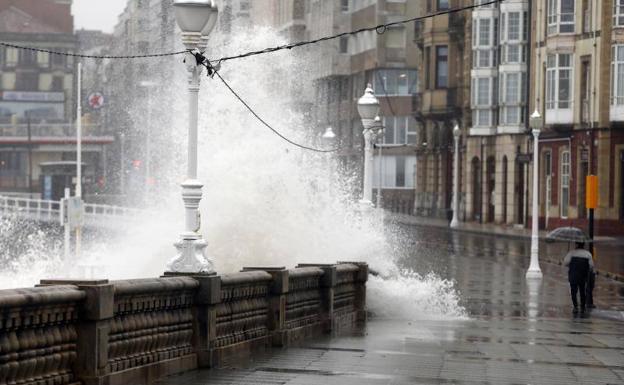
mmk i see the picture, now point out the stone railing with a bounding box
[0,262,367,385]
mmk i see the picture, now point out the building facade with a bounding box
[465,0,531,226]
[531,0,624,235]
[413,0,471,219]
[0,0,113,198]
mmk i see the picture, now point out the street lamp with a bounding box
[167,0,219,274]
[322,126,336,140]
[450,123,461,228]
[357,84,380,210]
[526,109,543,279]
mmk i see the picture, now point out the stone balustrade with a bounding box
[0,262,368,385]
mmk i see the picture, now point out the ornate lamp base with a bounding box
[358,199,374,211]
[167,237,215,274]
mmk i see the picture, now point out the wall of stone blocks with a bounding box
[0,262,368,385]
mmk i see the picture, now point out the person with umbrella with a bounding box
[547,227,594,315]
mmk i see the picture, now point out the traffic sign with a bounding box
[87,92,105,110]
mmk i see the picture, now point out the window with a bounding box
[507,12,520,40]
[547,0,575,35]
[5,47,18,67]
[501,73,523,125]
[615,0,624,27]
[385,27,406,49]
[341,0,349,12]
[382,116,417,144]
[424,47,431,89]
[545,151,553,206]
[51,50,65,67]
[560,151,570,218]
[435,46,448,88]
[472,77,495,127]
[374,69,418,96]
[339,36,349,54]
[52,76,64,91]
[15,72,39,91]
[37,51,49,68]
[612,45,624,105]
[546,53,573,110]
[437,0,449,11]
[479,19,491,46]
[373,155,417,188]
[0,152,25,176]
[19,49,36,66]
[473,17,496,68]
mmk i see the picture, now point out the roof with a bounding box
[0,0,73,34]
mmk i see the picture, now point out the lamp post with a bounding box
[372,116,385,209]
[450,123,461,228]
[167,0,219,274]
[321,126,336,198]
[526,109,543,279]
[357,84,380,210]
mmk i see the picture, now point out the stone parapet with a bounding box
[0,262,368,385]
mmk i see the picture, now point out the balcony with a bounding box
[416,88,460,120]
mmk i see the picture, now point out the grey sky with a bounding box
[72,0,128,33]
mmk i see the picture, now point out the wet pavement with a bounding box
[159,226,624,385]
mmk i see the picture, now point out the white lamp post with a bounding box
[372,116,385,209]
[450,123,461,228]
[526,109,543,279]
[167,0,218,274]
[322,126,336,140]
[357,84,380,210]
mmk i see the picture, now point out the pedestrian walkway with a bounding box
[391,213,624,282]
[158,227,624,385]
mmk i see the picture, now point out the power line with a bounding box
[0,0,503,62]
[207,63,341,153]
[213,0,503,64]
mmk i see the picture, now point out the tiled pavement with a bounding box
[159,226,624,385]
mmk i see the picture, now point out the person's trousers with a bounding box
[586,272,595,307]
[570,280,587,309]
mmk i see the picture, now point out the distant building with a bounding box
[0,0,113,198]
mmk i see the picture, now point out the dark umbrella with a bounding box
[546,227,593,243]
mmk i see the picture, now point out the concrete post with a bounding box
[39,279,114,385]
[189,275,220,368]
[318,266,337,333]
[451,125,461,227]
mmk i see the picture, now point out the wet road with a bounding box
[159,226,624,385]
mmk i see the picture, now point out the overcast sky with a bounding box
[73,0,128,33]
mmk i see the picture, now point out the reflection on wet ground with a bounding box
[159,226,624,385]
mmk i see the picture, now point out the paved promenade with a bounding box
[159,226,624,385]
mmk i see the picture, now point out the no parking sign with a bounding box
[87,92,105,110]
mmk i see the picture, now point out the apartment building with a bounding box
[466,0,531,225]
[255,0,421,213]
[0,0,113,198]
[413,0,471,219]
[531,0,624,235]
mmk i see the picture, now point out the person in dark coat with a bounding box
[563,242,594,314]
